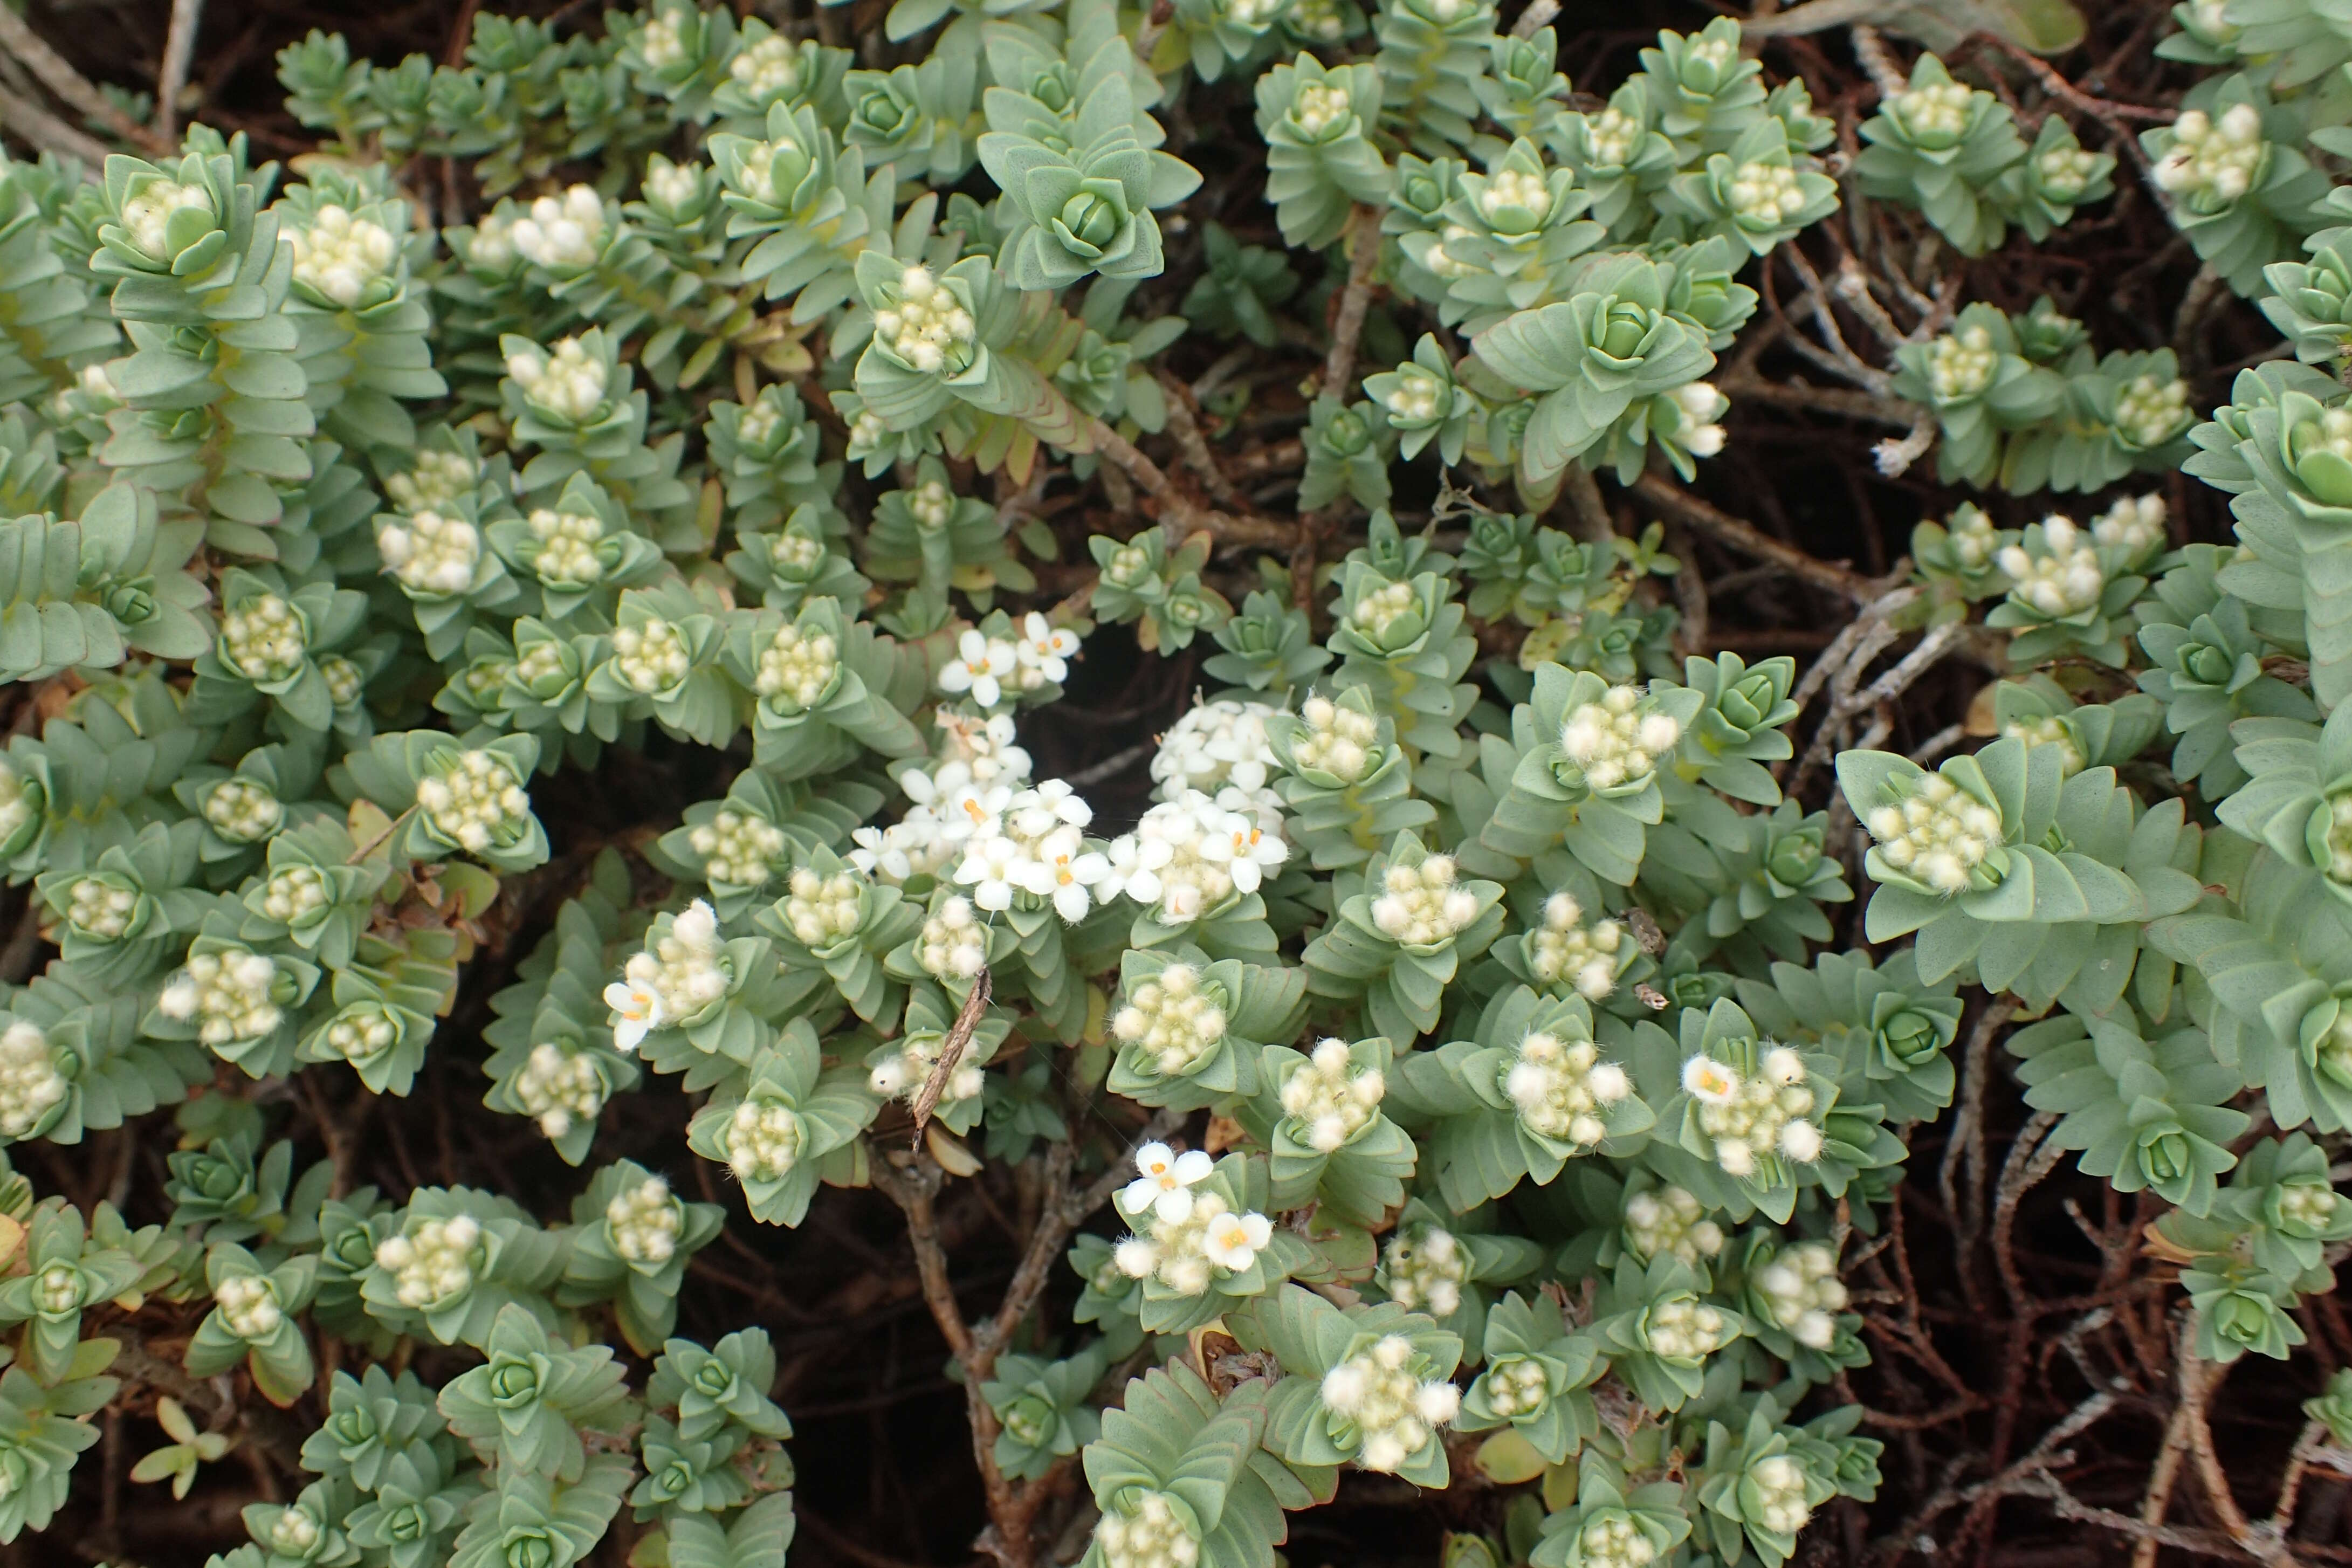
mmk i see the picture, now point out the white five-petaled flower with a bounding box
[1015,613,1079,685]
[603,979,663,1053]
[1202,1208,1274,1270]
[1122,1141,1214,1223]
[938,628,1019,709]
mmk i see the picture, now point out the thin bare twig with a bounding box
[1630,472,1885,603]
[0,80,108,164]
[0,5,161,153]
[155,0,202,142]
[911,967,992,1139]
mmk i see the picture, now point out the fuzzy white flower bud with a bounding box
[874,266,977,376]
[119,179,215,262]
[1862,769,2005,896]
[1923,324,1996,403]
[416,749,533,855]
[1112,963,1228,1077]
[2155,103,2266,207]
[286,203,396,306]
[510,185,607,271]
[377,509,481,596]
[1504,1029,1631,1147]
[2113,373,2191,450]
[1625,1185,1724,1267]
[610,619,692,695]
[689,809,786,889]
[1642,1295,1738,1361]
[1727,160,1803,225]
[1318,1334,1456,1472]
[2091,494,2167,560]
[1347,579,1420,641]
[386,450,478,514]
[1278,1037,1385,1152]
[1290,81,1354,138]
[1756,1242,1848,1350]
[0,1021,66,1138]
[1095,1490,1203,1568]
[507,337,610,422]
[221,593,310,684]
[202,778,283,843]
[1682,1048,1820,1179]
[1527,891,1625,1001]
[606,1175,683,1265]
[1290,694,1382,783]
[1370,854,1480,947]
[623,900,731,1026]
[728,35,802,98]
[915,896,989,983]
[1746,1454,1817,1536]
[1478,167,1552,224]
[375,1214,482,1310]
[1382,1227,1467,1317]
[1560,685,1681,792]
[754,622,840,712]
[782,866,863,948]
[726,1098,804,1182]
[158,947,283,1047]
[514,1042,606,1140]
[216,1273,284,1339]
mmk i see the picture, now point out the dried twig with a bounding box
[911,967,992,1139]
[0,5,161,153]
[155,0,202,142]
[1630,472,1886,603]
[0,80,108,163]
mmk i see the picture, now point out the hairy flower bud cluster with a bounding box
[1377,363,1446,425]
[617,901,729,1035]
[159,948,283,1047]
[1504,1029,1632,1146]
[1481,1354,1550,1419]
[1528,892,1625,1001]
[1318,1334,1460,1473]
[120,180,214,261]
[725,1098,804,1182]
[1641,1295,1737,1361]
[914,896,989,982]
[1381,1227,1467,1316]
[1625,1185,1725,1266]
[690,809,787,888]
[1667,381,1728,457]
[1479,167,1551,224]
[514,1042,606,1140]
[1094,1491,1201,1568]
[2091,494,2166,559]
[507,337,610,422]
[1112,963,1228,1077]
[874,266,976,376]
[511,185,607,271]
[374,1215,481,1310]
[781,866,862,947]
[1755,1241,1848,1350]
[216,1273,284,1339]
[525,509,608,586]
[1561,686,1681,792]
[1744,1455,1817,1536]
[286,204,396,306]
[2037,142,2100,198]
[257,865,329,927]
[417,749,533,855]
[202,778,284,843]
[1890,79,1972,144]
[1727,160,1804,226]
[610,618,691,694]
[378,510,482,596]
[1153,699,1280,803]
[1922,325,1996,403]
[1347,580,1420,641]
[320,1006,398,1066]
[1863,771,2003,895]
[2154,104,2265,208]
[1291,82,1354,139]
[1999,714,2085,778]
[869,1027,985,1107]
[0,1022,66,1138]
[221,594,308,683]
[63,875,136,939]
[1681,1046,1823,1177]
[1291,694,1383,783]
[2113,373,2191,450]
[754,621,841,713]
[1278,1037,1386,1151]
[730,35,801,98]
[606,1175,683,1265]
[1371,854,1480,946]
[387,450,478,514]
[1573,1514,1660,1568]
[0,760,34,851]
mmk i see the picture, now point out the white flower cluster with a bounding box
[754,620,840,712]
[1892,78,1973,142]
[637,7,687,68]
[781,866,862,947]
[907,476,954,528]
[1666,381,1729,457]
[1110,790,1287,923]
[869,1026,986,1107]
[513,1042,606,1139]
[725,1098,804,1182]
[1094,1492,1201,1568]
[0,760,33,849]
[730,34,801,97]
[1291,81,1353,137]
[875,266,976,376]
[2154,103,2266,207]
[202,778,283,843]
[1727,160,1804,226]
[1625,1185,1725,1266]
[31,1261,79,1313]
[610,618,691,695]
[1642,1295,1738,1361]
[374,1215,481,1310]
[1277,1037,1386,1151]
[1319,1334,1460,1473]
[526,508,608,586]
[1755,1242,1848,1350]
[63,875,137,939]
[1347,579,1420,641]
[1683,28,1738,74]
[608,899,729,1049]
[265,1508,324,1559]
[286,204,396,306]
[511,185,607,271]
[955,780,1109,920]
[1745,1455,1817,1536]
[850,723,1029,885]
[736,135,804,207]
[606,1175,682,1265]
[377,510,482,596]
[914,896,989,982]
[1572,1514,1660,1568]
[1111,963,1227,1076]
[770,528,824,576]
[1528,892,1626,1001]
[1922,324,1996,402]
[1153,698,1281,807]
[2278,1179,2340,1233]
[418,748,533,855]
[1222,0,1286,29]
[2037,141,2101,199]
[1585,105,1640,167]
[2114,373,2191,450]
[1479,167,1551,223]
[386,450,478,514]
[1504,1029,1632,1147]
[0,1022,66,1138]
[257,865,329,926]
[468,213,516,271]
[1481,1355,1551,1420]
[159,948,281,1046]
[319,1007,397,1065]
[1562,686,1681,792]
[938,630,1016,709]
[1290,694,1383,783]
[120,179,214,260]
[221,593,308,684]
[513,639,568,691]
[1942,503,2002,572]
[1999,714,2085,778]
[1382,1227,1467,1316]
[690,808,787,888]
[1113,1144,1274,1294]
[1863,771,2003,895]
[645,157,703,214]
[1681,1046,1824,1177]
[216,1273,284,1339]
[1370,854,1479,946]
[2092,494,2167,560]
[1378,363,1445,424]
[506,337,609,422]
